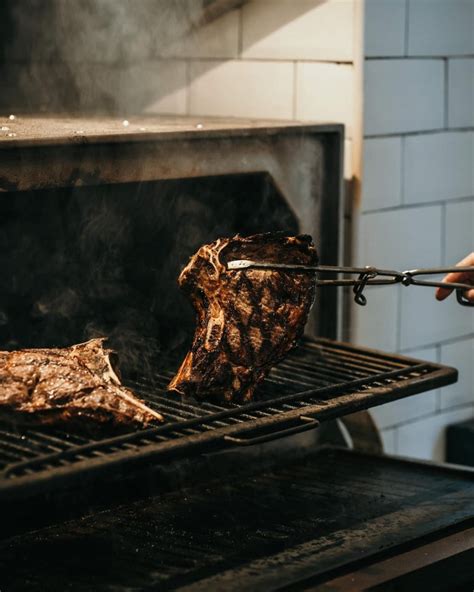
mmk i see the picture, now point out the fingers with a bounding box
[436,252,474,301]
[458,252,474,267]
[435,285,453,301]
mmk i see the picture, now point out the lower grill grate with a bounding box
[1,448,473,591]
[0,338,456,499]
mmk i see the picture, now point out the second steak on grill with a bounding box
[0,339,164,431]
[168,233,318,402]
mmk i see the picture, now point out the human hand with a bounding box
[435,252,474,303]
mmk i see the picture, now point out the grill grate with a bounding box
[0,338,456,499]
[1,447,473,591]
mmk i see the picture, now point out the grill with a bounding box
[1,447,473,592]
[0,337,455,503]
[0,116,470,588]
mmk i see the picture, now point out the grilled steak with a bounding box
[0,338,164,431]
[168,233,318,402]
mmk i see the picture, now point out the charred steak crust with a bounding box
[0,338,164,431]
[168,233,318,402]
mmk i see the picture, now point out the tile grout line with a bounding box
[404,0,410,57]
[400,135,405,206]
[444,58,449,128]
[366,54,474,60]
[237,6,243,58]
[396,284,402,354]
[365,127,474,139]
[435,343,442,412]
[440,201,447,267]
[361,193,474,215]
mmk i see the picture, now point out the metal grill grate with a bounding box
[0,338,456,499]
[1,448,473,591]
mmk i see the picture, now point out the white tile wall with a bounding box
[364,59,444,135]
[403,132,474,204]
[448,59,474,129]
[370,346,438,429]
[407,0,474,57]
[364,0,406,57]
[397,405,474,461]
[360,0,474,462]
[296,63,355,138]
[445,200,474,265]
[400,287,474,349]
[188,60,294,119]
[241,0,354,62]
[159,9,240,59]
[352,285,399,352]
[362,137,402,211]
[440,338,474,410]
[357,206,442,270]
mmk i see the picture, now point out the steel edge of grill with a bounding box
[0,337,457,499]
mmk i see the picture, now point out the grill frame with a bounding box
[0,337,457,503]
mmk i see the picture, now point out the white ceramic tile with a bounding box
[188,60,294,119]
[448,59,474,128]
[357,206,442,270]
[404,132,474,204]
[365,0,406,57]
[159,9,239,59]
[380,428,397,454]
[408,0,474,57]
[352,285,399,352]
[364,60,444,135]
[362,137,402,211]
[119,61,188,115]
[445,200,474,266]
[400,286,474,350]
[242,0,354,62]
[296,63,355,137]
[371,347,439,429]
[440,338,474,410]
[397,406,474,461]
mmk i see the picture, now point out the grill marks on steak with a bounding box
[0,339,164,431]
[168,233,318,402]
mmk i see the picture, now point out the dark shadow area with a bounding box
[0,173,298,376]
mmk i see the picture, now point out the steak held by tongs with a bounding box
[168,232,318,402]
[0,339,164,431]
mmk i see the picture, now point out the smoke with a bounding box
[0,0,211,114]
[0,173,298,379]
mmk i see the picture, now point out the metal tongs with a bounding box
[226,260,474,307]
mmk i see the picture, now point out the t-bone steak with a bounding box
[168,233,318,402]
[0,338,164,431]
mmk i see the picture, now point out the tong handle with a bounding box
[457,289,474,307]
[403,267,474,307]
